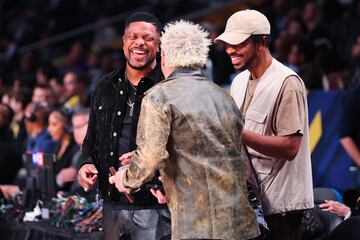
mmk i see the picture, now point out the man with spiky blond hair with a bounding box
[110,20,260,240]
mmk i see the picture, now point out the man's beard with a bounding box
[237,51,257,72]
[126,55,155,71]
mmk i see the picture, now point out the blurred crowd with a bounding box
[0,0,360,192]
[261,0,360,91]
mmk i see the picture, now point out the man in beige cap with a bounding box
[215,9,314,240]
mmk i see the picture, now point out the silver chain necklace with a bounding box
[127,98,135,117]
[126,72,137,117]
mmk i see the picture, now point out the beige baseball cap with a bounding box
[215,9,270,45]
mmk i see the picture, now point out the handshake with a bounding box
[78,152,167,204]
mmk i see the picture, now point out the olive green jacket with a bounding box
[123,68,260,240]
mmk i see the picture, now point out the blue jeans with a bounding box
[102,205,171,240]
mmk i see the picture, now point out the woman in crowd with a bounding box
[47,108,79,192]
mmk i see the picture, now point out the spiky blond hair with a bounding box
[161,20,211,68]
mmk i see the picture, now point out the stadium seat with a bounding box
[314,187,342,202]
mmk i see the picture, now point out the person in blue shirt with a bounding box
[24,103,58,154]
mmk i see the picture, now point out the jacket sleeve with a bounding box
[123,94,171,189]
[76,87,98,171]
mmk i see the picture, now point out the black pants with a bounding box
[103,207,171,240]
[265,211,304,240]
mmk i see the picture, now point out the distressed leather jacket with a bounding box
[123,68,260,239]
[78,60,167,209]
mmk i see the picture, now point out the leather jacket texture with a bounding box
[123,68,260,239]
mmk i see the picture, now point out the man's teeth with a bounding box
[231,56,240,61]
[133,50,145,54]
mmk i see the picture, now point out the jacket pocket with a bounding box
[95,97,115,119]
[96,96,115,111]
[245,109,267,134]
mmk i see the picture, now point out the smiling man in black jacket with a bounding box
[77,12,171,240]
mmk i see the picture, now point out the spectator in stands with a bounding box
[302,2,333,53]
[36,64,62,97]
[60,71,84,111]
[273,32,293,64]
[339,85,360,188]
[272,13,307,65]
[77,12,171,240]
[287,38,314,80]
[0,108,86,199]
[111,20,260,240]
[69,108,90,194]
[72,108,89,148]
[31,83,57,107]
[24,102,57,153]
[325,1,358,61]
[215,9,314,240]
[9,88,32,152]
[47,108,79,192]
[0,103,22,184]
[287,39,307,73]
[285,14,306,40]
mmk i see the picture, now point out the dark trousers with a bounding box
[265,211,304,240]
[103,207,171,240]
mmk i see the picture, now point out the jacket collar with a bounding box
[164,67,204,83]
[113,52,163,85]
